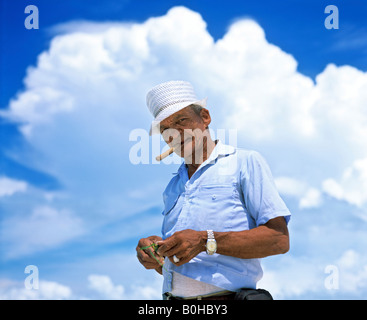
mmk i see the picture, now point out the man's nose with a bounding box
[162,128,182,144]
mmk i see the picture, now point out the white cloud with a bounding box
[0,271,162,300]
[299,188,322,209]
[0,176,27,197]
[218,22,316,140]
[275,177,308,197]
[129,282,162,300]
[259,248,367,299]
[334,250,367,294]
[87,274,162,300]
[54,251,164,300]
[275,177,322,209]
[258,256,322,299]
[323,157,367,207]
[322,179,344,200]
[88,274,125,300]
[2,205,85,259]
[2,5,367,202]
[0,279,72,300]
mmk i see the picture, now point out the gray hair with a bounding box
[190,104,204,116]
[190,104,209,129]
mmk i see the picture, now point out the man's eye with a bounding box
[177,118,188,124]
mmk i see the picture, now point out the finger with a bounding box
[146,245,165,264]
[160,236,190,258]
[137,239,160,257]
[137,245,157,261]
[137,250,162,269]
[141,247,162,262]
[156,238,177,256]
[157,241,180,257]
[155,266,163,275]
[168,255,180,265]
[168,254,190,267]
[137,249,150,264]
[167,242,198,266]
[161,244,183,258]
[137,254,156,269]
[165,246,184,264]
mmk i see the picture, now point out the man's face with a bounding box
[159,106,211,160]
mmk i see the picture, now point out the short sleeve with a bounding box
[240,151,291,227]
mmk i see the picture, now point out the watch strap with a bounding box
[207,230,215,240]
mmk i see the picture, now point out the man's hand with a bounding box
[136,235,164,274]
[157,229,206,267]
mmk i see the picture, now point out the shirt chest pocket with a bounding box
[190,184,239,232]
[161,193,185,238]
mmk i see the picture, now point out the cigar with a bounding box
[156,147,175,161]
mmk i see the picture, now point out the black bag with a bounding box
[234,288,273,300]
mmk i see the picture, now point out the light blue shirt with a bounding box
[161,140,291,294]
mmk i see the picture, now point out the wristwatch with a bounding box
[206,230,217,255]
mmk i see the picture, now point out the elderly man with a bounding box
[136,80,291,300]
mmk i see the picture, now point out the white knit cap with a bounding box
[146,80,207,135]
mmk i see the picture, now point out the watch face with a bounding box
[207,240,217,252]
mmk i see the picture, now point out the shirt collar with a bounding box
[173,139,236,176]
[205,139,236,164]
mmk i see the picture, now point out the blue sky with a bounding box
[1,0,367,299]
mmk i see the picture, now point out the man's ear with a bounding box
[200,108,211,129]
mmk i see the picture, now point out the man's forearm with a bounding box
[156,217,289,267]
[214,217,289,259]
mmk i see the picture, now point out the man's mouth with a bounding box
[180,138,192,148]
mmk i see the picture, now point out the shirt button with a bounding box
[212,195,216,200]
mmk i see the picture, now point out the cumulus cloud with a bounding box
[299,188,322,209]
[88,274,125,300]
[259,248,367,299]
[3,6,366,199]
[0,279,72,300]
[275,177,322,209]
[0,176,27,197]
[258,256,322,299]
[323,157,367,207]
[336,249,367,293]
[2,205,85,259]
[0,272,162,300]
[3,5,367,193]
[275,177,308,197]
[87,274,161,300]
